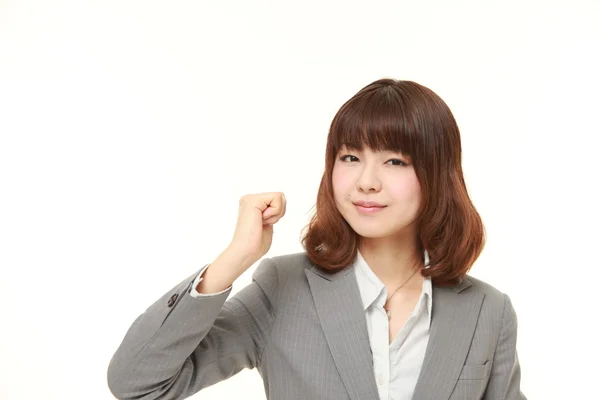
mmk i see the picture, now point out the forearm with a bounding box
[195,247,254,294]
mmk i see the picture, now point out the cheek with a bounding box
[331,167,352,195]
[389,173,422,204]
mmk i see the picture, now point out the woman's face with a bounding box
[332,145,422,240]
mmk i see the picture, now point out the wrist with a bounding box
[222,245,256,270]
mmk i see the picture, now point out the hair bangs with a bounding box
[330,85,421,159]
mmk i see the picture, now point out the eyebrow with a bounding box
[339,146,406,155]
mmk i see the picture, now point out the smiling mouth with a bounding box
[354,204,386,214]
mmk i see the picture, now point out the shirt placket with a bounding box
[371,299,391,399]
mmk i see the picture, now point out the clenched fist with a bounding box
[228,192,287,269]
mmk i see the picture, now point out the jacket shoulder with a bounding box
[465,274,505,298]
[266,251,313,274]
[464,274,514,319]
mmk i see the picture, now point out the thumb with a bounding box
[263,205,278,219]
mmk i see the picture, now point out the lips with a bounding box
[354,202,386,215]
[353,201,385,208]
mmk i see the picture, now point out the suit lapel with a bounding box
[412,278,485,400]
[305,266,379,400]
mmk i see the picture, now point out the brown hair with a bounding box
[300,78,485,287]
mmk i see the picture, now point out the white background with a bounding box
[1,1,599,399]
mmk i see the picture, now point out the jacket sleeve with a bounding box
[188,263,231,298]
[483,294,527,400]
[107,257,279,400]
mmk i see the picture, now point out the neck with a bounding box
[358,233,423,288]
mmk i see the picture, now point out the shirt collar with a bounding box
[353,248,433,327]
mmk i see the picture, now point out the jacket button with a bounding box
[167,293,178,307]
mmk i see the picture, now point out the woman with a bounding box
[107,78,525,400]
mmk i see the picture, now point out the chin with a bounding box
[347,217,414,240]
[347,222,393,239]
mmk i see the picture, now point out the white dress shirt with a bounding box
[353,249,432,400]
[189,250,433,400]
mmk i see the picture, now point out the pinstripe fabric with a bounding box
[107,252,525,400]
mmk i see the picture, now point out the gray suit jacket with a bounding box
[107,252,526,400]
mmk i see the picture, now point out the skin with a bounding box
[332,144,427,342]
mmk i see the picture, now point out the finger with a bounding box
[262,192,283,220]
[263,211,283,225]
[263,216,278,225]
[263,195,285,224]
[262,206,280,221]
[280,192,287,217]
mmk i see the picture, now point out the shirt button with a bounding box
[377,374,385,386]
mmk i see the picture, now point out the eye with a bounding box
[339,155,408,166]
[340,154,359,162]
[387,159,408,166]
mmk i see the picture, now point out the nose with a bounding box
[356,165,381,193]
